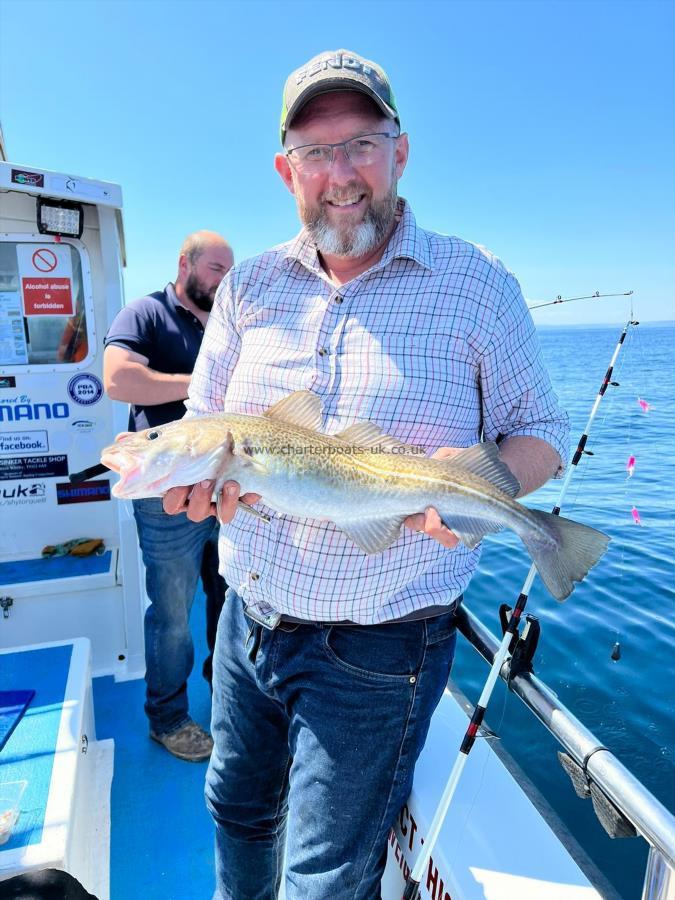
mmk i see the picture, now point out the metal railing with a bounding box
[456,604,675,900]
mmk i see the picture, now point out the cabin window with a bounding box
[0,241,89,366]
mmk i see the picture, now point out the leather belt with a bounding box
[243,602,456,632]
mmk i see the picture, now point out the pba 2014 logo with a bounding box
[67,373,103,406]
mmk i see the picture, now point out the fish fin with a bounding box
[452,443,521,498]
[521,510,610,601]
[335,517,406,554]
[229,444,268,473]
[334,422,419,453]
[438,513,504,549]
[263,391,322,430]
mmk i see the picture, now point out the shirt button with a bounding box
[250,572,260,582]
[318,347,328,357]
[333,295,343,304]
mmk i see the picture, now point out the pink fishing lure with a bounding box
[638,398,651,413]
[631,506,643,526]
[626,455,636,477]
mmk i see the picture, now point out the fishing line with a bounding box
[446,682,511,880]
[616,318,651,626]
[612,330,639,655]
[528,290,635,521]
[553,318,643,660]
[403,317,638,899]
[632,319,650,372]
[553,321,637,628]
[567,333,630,515]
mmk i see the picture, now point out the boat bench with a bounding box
[0,639,113,900]
[0,552,115,587]
[0,551,128,676]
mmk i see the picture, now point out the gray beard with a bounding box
[302,184,398,259]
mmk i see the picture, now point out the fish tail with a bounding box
[521,510,610,602]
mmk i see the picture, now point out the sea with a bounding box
[452,320,675,899]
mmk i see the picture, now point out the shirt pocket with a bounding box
[227,325,315,399]
[335,333,482,448]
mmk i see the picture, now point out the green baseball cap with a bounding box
[280,49,399,144]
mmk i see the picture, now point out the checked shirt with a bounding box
[186,199,569,624]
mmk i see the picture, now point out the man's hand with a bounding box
[163,481,262,524]
[403,447,462,549]
[402,437,561,549]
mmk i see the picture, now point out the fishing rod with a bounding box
[403,317,639,899]
[528,290,633,311]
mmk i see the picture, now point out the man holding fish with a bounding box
[104,50,609,899]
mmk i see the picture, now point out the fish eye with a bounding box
[147,430,161,441]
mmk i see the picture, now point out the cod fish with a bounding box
[101,391,610,601]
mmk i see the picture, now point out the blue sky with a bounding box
[1,0,673,326]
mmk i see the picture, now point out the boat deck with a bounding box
[1,585,625,899]
[93,588,215,899]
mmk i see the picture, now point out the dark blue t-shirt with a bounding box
[104,284,205,431]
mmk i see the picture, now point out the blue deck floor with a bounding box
[93,588,216,900]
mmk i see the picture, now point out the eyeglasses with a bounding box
[285,132,398,172]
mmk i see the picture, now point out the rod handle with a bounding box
[69,463,109,484]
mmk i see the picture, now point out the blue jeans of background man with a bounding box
[132,497,226,735]
[201,537,226,686]
[205,589,458,900]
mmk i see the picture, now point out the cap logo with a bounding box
[296,52,373,85]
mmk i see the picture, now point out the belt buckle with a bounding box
[243,603,282,631]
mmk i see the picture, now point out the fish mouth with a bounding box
[100,436,235,499]
[100,446,167,498]
[100,432,138,474]
[100,446,123,474]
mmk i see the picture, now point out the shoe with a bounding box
[150,720,214,762]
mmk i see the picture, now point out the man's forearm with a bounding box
[105,362,191,406]
[498,435,562,498]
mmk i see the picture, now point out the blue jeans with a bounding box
[132,498,226,735]
[205,589,457,900]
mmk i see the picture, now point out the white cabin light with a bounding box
[36,197,84,238]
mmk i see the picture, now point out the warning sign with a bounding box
[32,248,59,272]
[21,279,73,316]
[16,244,74,317]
